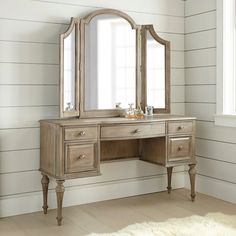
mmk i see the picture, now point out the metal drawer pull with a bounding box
[78,131,86,136]
[177,126,183,130]
[177,146,183,151]
[133,129,141,134]
[78,154,86,160]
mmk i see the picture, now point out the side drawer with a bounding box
[65,142,98,174]
[168,136,193,162]
[168,121,193,134]
[64,126,98,141]
[101,122,165,140]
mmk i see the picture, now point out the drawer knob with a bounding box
[78,154,86,160]
[78,131,86,136]
[177,146,183,151]
[177,126,183,131]
[133,129,141,134]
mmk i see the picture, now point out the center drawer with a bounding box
[65,142,98,174]
[101,122,165,140]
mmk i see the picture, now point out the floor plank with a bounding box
[2,189,236,236]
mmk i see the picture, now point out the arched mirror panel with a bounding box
[80,9,141,118]
[60,18,80,118]
[142,25,170,113]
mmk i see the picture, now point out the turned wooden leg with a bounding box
[41,174,49,214]
[188,164,196,202]
[167,167,173,194]
[55,180,65,226]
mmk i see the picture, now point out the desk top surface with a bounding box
[40,115,196,126]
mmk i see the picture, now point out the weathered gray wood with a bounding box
[41,174,49,214]
[189,164,197,202]
[56,180,65,226]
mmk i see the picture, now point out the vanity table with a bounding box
[40,9,196,226]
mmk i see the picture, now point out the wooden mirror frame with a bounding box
[79,9,142,118]
[59,17,80,118]
[141,25,171,114]
[59,10,171,118]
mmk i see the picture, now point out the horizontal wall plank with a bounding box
[185,85,215,103]
[185,67,216,85]
[171,69,185,85]
[185,11,215,34]
[0,1,184,33]
[36,0,185,17]
[0,106,59,129]
[0,160,184,196]
[196,139,236,164]
[1,172,185,217]
[185,48,216,68]
[0,149,39,174]
[0,42,58,64]
[196,121,236,144]
[185,103,215,121]
[0,63,59,85]
[196,156,236,184]
[185,29,216,51]
[171,103,185,115]
[185,0,216,17]
[0,19,67,44]
[171,51,184,68]
[0,128,39,152]
[159,33,184,51]
[171,86,185,103]
[0,85,58,107]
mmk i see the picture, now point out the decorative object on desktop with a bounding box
[145,105,154,116]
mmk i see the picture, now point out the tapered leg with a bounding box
[167,167,173,194]
[55,180,65,226]
[41,174,49,214]
[188,164,196,201]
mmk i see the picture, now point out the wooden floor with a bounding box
[1,188,236,236]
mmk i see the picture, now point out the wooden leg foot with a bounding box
[56,180,65,226]
[167,167,173,194]
[41,174,49,214]
[188,164,196,202]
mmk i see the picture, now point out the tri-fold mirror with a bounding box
[60,9,170,118]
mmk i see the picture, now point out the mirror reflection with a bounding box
[85,14,136,110]
[146,31,165,108]
[63,27,76,111]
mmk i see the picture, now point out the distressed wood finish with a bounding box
[167,167,173,194]
[168,121,193,134]
[65,142,98,173]
[59,17,80,118]
[189,164,197,202]
[101,140,140,161]
[64,126,98,141]
[101,122,165,140]
[40,115,196,225]
[168,136,192,161]
[140,137,166,166]
[41,174,49,214]
[141,24,171,113]
[56,180,65,226]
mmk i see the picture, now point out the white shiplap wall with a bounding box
[185,0,236,203]
[0,0,185,217]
